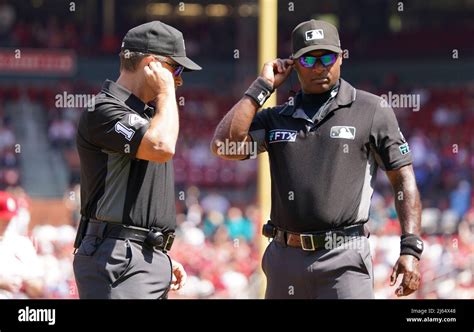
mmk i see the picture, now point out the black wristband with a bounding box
[400,234,423,260]
[244,77,274,107]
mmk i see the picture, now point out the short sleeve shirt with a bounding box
[76,80,176,231]
[247,79,412,232]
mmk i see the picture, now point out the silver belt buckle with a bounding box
[300,234,316,251]
[163,233,175,252]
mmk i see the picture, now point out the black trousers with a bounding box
[73,233,172,299]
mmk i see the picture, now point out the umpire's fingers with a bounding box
[408,269,421,291]
[283,58,295,68]
[398,272,417,297]
[275,59,284,73]
[390,261,400,286]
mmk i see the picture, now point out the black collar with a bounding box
[101,79,154,114]
[279,79,356,116]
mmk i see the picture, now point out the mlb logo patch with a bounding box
[305,29,324,41]
[399,143,410,155]
[269,129,298,143]
[330,126,356,140]
[129,114,148,126]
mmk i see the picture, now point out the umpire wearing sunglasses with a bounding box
[211,20,422,299]
[74,21,201,299]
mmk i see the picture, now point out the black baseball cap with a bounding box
[121,21,201,71]
[292,20,342,58]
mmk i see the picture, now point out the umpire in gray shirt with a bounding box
[74,21,201,299]
[211,20,423,299]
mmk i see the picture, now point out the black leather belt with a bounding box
[272,224,368,251]
[85,220,175,253]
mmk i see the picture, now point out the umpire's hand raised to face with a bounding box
[144,61,175,95]
[260,58,294,89]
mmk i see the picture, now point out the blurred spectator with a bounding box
[225,207,254,241]
[201,191,230,215]
[63,184,81,227]
[459,208,474,250]
[48,116,76,149]
[0,122,15,151]
[0,191,44,299]
[202,210,225,237]
[450,180,471,219]
[0,1,15,35]
[32,224,76,298]
[433,104,461,127]
[5,186,30,236]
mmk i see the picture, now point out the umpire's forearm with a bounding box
[387,165,422,235]
[147,90,179,155]
[210,96,258,157]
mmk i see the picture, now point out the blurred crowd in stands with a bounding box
[1,184,473,299]
[0,1,473,299]
[0,103,19,189]
[0,4,235,59]
[0,78,473,298]
[3,78,473,207]
[2,2,474,60]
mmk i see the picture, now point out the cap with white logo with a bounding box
[292,19,342,58]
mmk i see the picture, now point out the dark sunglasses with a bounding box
[299,53,338,68]
[151,55,184,77]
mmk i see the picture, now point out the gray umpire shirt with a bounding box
[76,80,176,232]
[248,79,412,233]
